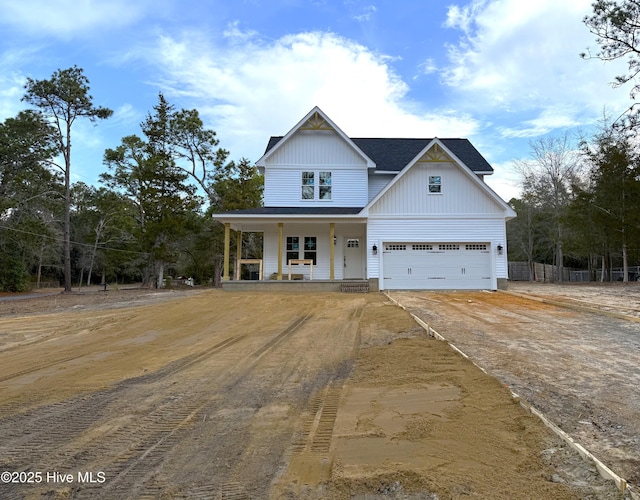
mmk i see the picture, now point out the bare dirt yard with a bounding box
[0,286,631,499]
[390,282,640,498]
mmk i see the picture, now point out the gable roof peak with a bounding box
[300,107,335,131]
[256,106,375,168]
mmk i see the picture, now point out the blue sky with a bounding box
[0,0,632,201]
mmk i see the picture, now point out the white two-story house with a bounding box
[213,106,516,291]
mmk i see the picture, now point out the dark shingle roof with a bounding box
[220,206,363,216]
[264,137,493,174]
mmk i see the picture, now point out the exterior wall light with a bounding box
[497,244,503,255]
[372,244,378,255]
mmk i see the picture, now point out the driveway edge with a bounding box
[384,291,636,499]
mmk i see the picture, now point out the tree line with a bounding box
[508,0,640,283]
[507,124,640,282]
[0,67,262,292]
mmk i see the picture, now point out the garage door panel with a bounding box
[383,242,492,290]
[382,245,410,287]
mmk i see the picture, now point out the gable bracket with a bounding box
[299,111,334,131]
[418,143,451,162]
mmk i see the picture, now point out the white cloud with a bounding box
[418,58,438,76]
[0,47,49,120]
[0,0,152,38]
[441,0,631,128]
[353,5,377,22]
[499,107,584,138]
[104,103,141,132]
[223,21,261,44]
[146,29,480,162]
[0,73,25,120]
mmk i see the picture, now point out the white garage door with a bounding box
[382,243,492,290]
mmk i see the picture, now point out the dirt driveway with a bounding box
[0,288,627,499]
[389,282,640,492]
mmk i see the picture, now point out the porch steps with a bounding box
[340,281,369,293]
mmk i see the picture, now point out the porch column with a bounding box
[223,222,230,281]
[329,223,335,280]
[235,230,242,280]
[277,222,283,280]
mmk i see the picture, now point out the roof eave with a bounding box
[212,213,368,223]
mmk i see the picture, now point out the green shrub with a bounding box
[0,254,30,292]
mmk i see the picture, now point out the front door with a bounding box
[344,237,364,279]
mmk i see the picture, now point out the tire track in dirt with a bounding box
[0,313,135,353]
[124,334,246,384]
[0,353,88,383]
[430,293,571,326]
[0,318,141,390]
[181,305,363,500]
[0,313,315,499]
[98,314,314,499]
[269,305,364,499]
[251,313,312,359]
[0,294,246,412]
[308,384,343,454]
[112,313,322,499]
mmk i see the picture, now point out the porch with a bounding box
[219,213,368,283]
[221,278,375,292]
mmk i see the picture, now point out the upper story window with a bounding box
[302,171,331,200]
[428,175,442,194]
[319,171,332,200]
[302,172,314,200]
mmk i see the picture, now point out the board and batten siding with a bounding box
[368,173,394,202]
[366,218,509,280]
[265,130,367,166]
[369,161,504,215]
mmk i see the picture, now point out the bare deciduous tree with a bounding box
[515,133,586,282]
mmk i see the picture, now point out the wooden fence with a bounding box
[509,262,640,282]
[508,262,573,282]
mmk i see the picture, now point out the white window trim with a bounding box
[301,172,315,201]
[285,235,318,264]
[428,175,443,195]
[301,170,332,201]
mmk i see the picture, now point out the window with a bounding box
[466,244,488,251]
[439,244,460,251]
[319,171,332,200]
[302,172,314,200]
[413,244,433,251]
[286,236,317,264]
[304,237,317,264]
[286,236,300,263]
[302,171,331,200]
[346,239,359,248]
[428,175,442,193]
[385,244,406,251]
